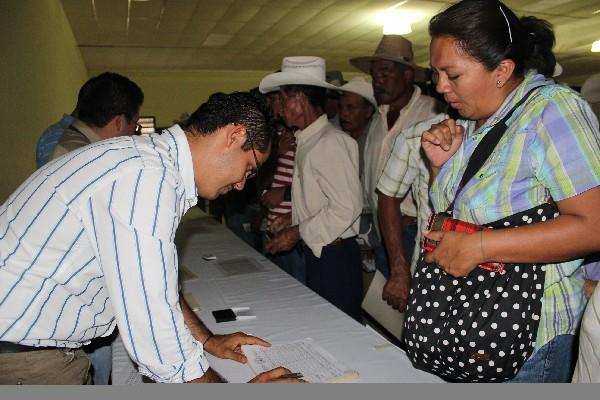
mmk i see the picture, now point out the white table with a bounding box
[112,208,442,383]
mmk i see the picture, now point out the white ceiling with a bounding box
[60,0,600,85]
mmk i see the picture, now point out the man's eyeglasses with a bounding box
[245,136,260,180]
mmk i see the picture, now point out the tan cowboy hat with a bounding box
[259,56,340,94]
[350,35,427,81]
[338,76,377,108]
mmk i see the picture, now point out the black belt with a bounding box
[0,341,58,354]
[329,236,357,245]
[302,236,357,249]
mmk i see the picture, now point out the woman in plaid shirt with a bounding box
[419,0,600,382]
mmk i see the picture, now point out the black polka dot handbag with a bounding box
[404,86,548,382]
[404,202,558,382]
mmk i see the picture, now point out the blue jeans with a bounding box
[83,332,117,385]
[509,334,577,382]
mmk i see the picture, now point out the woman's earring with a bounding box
[496,80,503,88]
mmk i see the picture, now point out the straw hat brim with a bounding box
[259,71,340,94]
[349,55,428,82]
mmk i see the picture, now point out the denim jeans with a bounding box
[83,333,116,385]
[509,334,577,382]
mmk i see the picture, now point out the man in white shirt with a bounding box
[350,35,445,307]
[261,57,363,322]
[0,92,302,384]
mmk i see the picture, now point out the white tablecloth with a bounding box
[112,208,442,383]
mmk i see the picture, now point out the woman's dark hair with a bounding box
[182,91,272,153]
[280,85,327,111]
[429,0,556,78]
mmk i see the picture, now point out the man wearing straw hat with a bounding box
[350,35,444,311]
[261,57,364,322]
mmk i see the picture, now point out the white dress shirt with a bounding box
[292,115,362,257]
[0,125,209,383]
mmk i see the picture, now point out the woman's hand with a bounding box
[421,119,465,172]
[423,230,483,277]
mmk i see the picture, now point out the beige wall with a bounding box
[0,0,88,202]
[90,69,363,128]
[89,69,271,128]
[0,1,362,202]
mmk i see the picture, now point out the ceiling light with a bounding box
[592,40,600,52]
[382,11,412,35]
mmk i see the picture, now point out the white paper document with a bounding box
[242,338,358,383]
[361,270,405,340]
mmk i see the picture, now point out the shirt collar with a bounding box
[161,124,198,201]
[471,71,551,136]
[377,84,422,130]
[72,119,102,143]
[294,114,329,144]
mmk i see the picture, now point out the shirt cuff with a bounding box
[138,340,211,383]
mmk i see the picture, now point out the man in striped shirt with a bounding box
[46,71,144,385]
[0,92,301,384]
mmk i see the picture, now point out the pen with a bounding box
[281,372,304,380]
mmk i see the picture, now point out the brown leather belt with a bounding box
[0,341,58,354]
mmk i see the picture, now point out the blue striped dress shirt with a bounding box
[0,125,209,383]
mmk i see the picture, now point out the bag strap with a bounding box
[447,86,541,213]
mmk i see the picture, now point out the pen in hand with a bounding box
[280,372,304,380]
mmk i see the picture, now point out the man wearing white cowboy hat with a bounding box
[337,76,387,273]
[349,35,444,311]
[338,76,377,143]
[260,56,364,322]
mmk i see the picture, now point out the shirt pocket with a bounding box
[456,159,509,224]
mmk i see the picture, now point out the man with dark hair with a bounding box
[0,92,302,384]
[49,72,144,161]
[45,71,145,384]
[35,73,117,168]
[260,57,363,323]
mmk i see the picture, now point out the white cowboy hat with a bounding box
[350,35,427,82]
[259,56,340,94]
[338,76,377,108]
